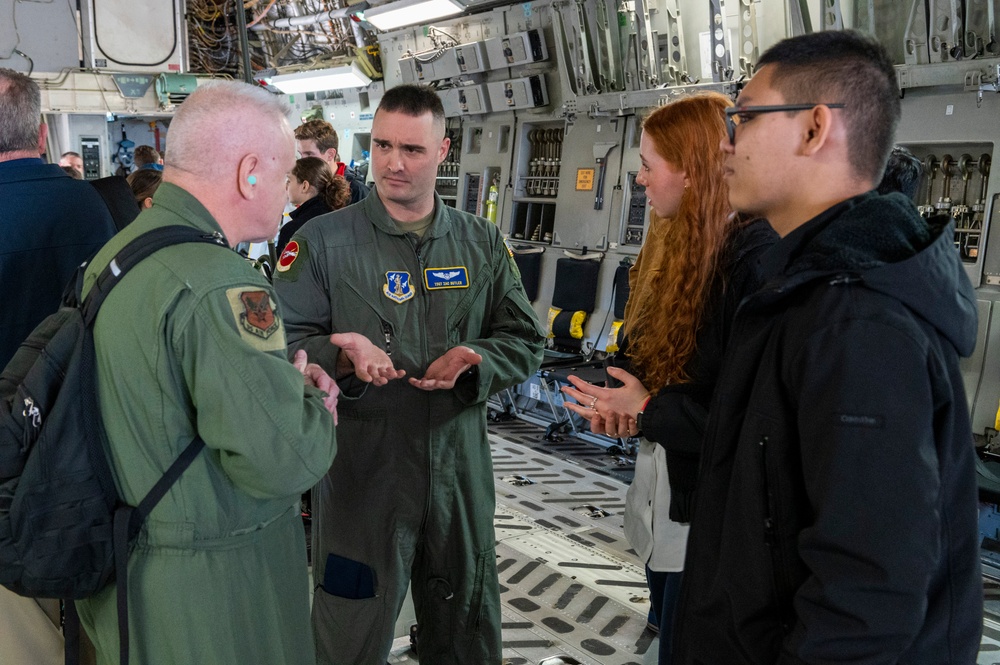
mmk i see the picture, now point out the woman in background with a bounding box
[126,168,162,210]
[561,93,777,662]
[277,156,350,256]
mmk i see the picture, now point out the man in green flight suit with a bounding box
[273,84,545,665]
[75,81,339,665]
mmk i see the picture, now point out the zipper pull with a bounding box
[763,517,777,545]
[23,397,41,428]
[828,274,855,286]
[382,321,393,357]
[201,232,227,246]
[759,435,777,545]
[22,397,41,450]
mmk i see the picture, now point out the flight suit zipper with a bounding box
[382,321,392,357]
[402,231,435,535]
[405,232,431,367]
[342,281,395,356]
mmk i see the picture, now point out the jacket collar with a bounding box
[753,191,932,300]
[742,194,976,355]
[150,182,228,241]
[757,193,869,282]
[362,186,453,239]
[0,158,67,183]
[288,195,330,221]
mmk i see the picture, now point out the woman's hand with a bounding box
[560,365,650,438]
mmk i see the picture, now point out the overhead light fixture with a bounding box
[364,0,464,31]
[267,62,372,95]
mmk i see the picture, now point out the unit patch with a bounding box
[503,237,521,278]
[383,271,415,303]
[273,238,308,282]
[424,266,469,290]
[503,237,516,259]
[225,288,286,352]
[276,241,300,272]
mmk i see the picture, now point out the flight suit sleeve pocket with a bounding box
[321,552,377,599]
[446,268,492,336]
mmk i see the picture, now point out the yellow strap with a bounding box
[607,319,624,353]
[546,307,561,339]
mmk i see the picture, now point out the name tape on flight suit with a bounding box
[225,288,286,352]
[424,267,469,290]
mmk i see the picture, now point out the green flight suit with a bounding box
[273,190,544,665]
[75,183,337,665]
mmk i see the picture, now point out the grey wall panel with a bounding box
[963,299,993,435]
[1,0,80,74]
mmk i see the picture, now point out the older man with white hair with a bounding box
[73,81,338,665]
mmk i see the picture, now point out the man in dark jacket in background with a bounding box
[673,31,982,665]
[0,67,116,365]
[0,66,115,665]
[878,145,923,199]
[294,118,370,204]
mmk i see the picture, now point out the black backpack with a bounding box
[0,225,227,665]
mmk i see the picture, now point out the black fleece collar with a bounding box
[760,191,933,281]
[759,192,872,280]
[288,195,330,221]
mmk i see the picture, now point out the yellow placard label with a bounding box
[576,168,595,191]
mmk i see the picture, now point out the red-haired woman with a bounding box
[561,93,777,662]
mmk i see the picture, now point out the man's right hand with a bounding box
[329,332,406,386]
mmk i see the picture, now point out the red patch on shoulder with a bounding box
[277,241,299,272]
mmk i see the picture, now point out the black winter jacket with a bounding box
[673,192,982,665]
[276,195,332,257]
[340,164,369,204]
[614,218,777,523]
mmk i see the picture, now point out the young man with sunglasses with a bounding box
[672,30,982,665]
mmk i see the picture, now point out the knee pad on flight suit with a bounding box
[410,546,503,665]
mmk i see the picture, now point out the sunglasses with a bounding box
[725,103,847,145]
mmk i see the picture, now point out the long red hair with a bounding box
[624,92,741,391]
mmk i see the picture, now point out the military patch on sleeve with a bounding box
[225,288,287,352]
[503,237,521,279]
[503,237,516,259]
[273,238,308,282]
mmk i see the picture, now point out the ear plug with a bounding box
[247,175,257,185]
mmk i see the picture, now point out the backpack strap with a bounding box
[82,226,227,326]
[113,435,205,665]
[74,225,223,665]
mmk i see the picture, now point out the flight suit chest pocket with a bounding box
[332,279,390,331]
[445,267,492,342]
